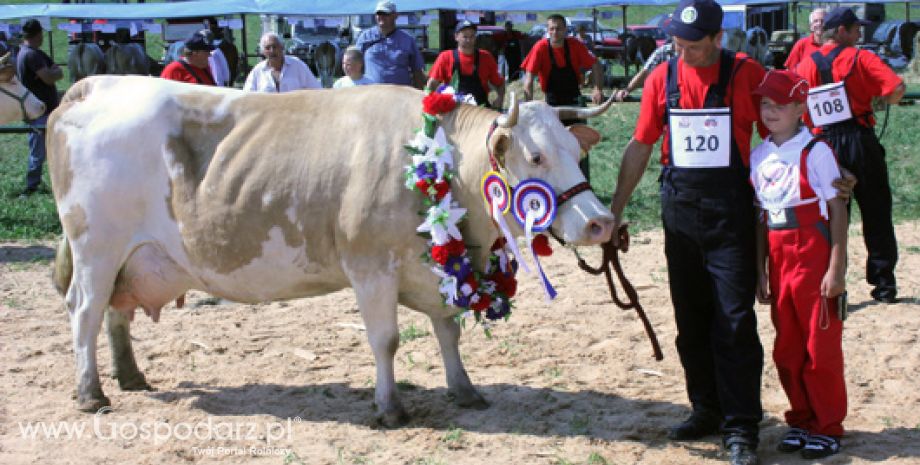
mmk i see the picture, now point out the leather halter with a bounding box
[0,80,38,125]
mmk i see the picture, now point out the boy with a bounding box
[750,70,848,460]
[333,47,374,88]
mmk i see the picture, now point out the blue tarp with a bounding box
[0,0,917,21]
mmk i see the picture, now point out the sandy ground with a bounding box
[1,222,918,465]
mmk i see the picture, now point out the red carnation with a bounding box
[491,272,517,298]
[422,93,457,115]
[464,274,478,294]
[532,234,553,256]
[415,179,432,194]
[471,293,491,311]
[433,180,450,201]
[445,238,466,256]
[431,245,450,265]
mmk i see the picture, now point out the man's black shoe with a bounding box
[667,412,721,440]
[871,287,897,304]
[17,187,37,199]
[728,442,759,465]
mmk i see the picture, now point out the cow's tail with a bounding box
[51,236,73,298]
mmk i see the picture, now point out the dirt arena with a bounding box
[1,222,918,464]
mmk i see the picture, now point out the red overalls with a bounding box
[758,137,847,437]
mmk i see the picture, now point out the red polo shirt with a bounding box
[634,52,767,166]
[160,60,216,86]
[795,43,903,128]
[429,49,504,91]
[521,38,596,92]
[784,35,822,70]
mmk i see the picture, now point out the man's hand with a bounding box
[591,87,604,105]
[613,89,630,102]
[832,167,857,201]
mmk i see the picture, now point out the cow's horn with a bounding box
[0,52,9,66]
[496,92,519,128]
[555,93,617,121]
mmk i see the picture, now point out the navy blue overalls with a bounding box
[660,49,764,446]
[451,49,490,108]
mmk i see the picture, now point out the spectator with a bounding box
[160,32,216,85]
[575,24,595,53]
[16,18,61,198]
[244,32,321,92]
[334,47,374,88]
[355,1,425,88]
[795,7,906,303]
[426,20,505,108]
[784,8,826,70]
[198,28,230,86]
[502,21,524,81]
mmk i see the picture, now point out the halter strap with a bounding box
[557,181,592,207]
[0,83,38,125]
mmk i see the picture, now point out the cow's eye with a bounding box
[528,152,543,165]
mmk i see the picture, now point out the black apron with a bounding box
[545,38,581,108]
[451,49,489,108]
[504,36,522,80]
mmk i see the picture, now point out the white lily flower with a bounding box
[432,266,459,303]
[417,193,466,245]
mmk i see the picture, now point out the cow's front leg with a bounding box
[350,270,407,427]
[430,315,488,409]
[106,309,151,391]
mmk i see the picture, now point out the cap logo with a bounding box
[681,7,698,24]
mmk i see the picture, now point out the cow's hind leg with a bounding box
[67,262,119,412]
[106,309,152,391]
[429,315,489,409]
[349,271,408,427]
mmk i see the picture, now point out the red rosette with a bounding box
[422,92,457,116]
[471,293,491,311]
[531,234,553,256]
[433,180,450,201]
[415,179,432,195]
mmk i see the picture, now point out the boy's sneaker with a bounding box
[777,427,809,453]
[800,434,841,459]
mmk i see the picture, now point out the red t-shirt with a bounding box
[429,49,504,91]
[784,35,822,70]
[160,60,216,86]
[795,43,903,128]
[634,53,767,166]
[521,37,596,92]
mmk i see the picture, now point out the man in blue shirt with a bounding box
[355,1,425,88]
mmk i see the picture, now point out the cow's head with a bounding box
[0,52,45,124]
[487,94,616,246]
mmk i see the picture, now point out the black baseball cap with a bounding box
[21,19,43,37]
[455,20,477,34]
[184,31,215,51]
[665,0,723,41]
[822,7,870,31]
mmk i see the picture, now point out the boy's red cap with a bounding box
[754,70,809,104]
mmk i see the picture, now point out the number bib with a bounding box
[668,108,731,168]
[807,81,853,126]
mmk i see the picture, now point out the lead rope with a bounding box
[574,224,663,361]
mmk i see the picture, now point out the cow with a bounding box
[48,76,616,426]
[313,41,338,88]
[0,52,46,124]
[104,42,148,75]
[67,43,105,82]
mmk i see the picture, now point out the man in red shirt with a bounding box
[795,7,906,303]
[784,8,826,70]
[426,20,505,108]
[160,32,216,86]
[521,14,604,111]
[608,1,766,464]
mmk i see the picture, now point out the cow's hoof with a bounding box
[448,389,490,410]
[118,377,153,392]
[375,407,410,428]
[76,395,111,413]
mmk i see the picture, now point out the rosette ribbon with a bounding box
[512,179,558,301]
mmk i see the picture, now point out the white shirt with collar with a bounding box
[243,55,322,93]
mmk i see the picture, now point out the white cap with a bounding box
[375,1,396,14]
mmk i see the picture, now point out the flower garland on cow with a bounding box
[404,89,557,332]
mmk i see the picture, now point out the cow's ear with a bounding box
[568,124,602,152]
[490,132,511,167]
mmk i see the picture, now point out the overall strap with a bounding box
[811,44,846,85]
[798,136,825,199]
[704,49,743,108]
[452,49,460,77]
[179,60,206,85]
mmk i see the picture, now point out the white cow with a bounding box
[48,76,615,426]
[0,52,46,123]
